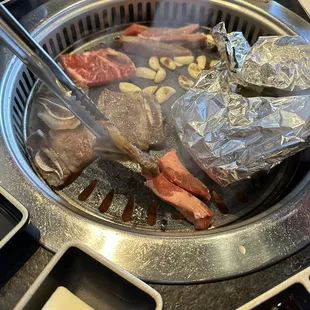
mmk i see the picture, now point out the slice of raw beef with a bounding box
[145,173,213,230]
[158,149,211,200]
[60,48,136,86]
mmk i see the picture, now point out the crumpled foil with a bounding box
[172,23,310,186]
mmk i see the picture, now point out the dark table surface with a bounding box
[0,1,309,309]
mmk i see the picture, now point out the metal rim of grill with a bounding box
[1,0,310,283]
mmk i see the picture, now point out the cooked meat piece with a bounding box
[154,33,206,48]
[122,36,192,58]
[26,128,93,188]
[124,23,199,38]
[28,88,164,187]
[123,23,148,36]
[140,24,199,38]
[123,24,204,47]
[158,149,211,200]
[105,122,160,176]
[145,173,213,229]
[98,89,165,151]
[60,48,136,86]
[49,125,96,174]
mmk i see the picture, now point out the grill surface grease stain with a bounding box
[171,211,185,220]
[78,180,97,201]
[235,191,249,203]
[98,189,114,213]
[122,196,134,222]
[212,191,229,214]
[147,200,157,226]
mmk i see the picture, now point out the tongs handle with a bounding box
[0,4,74,96]
[0,3,108,138]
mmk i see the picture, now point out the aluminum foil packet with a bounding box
[172,23,310,186]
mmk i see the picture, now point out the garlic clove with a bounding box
[160,57,176,71]
[209,59,219,68]
[175,61,184,67]
[119,82,142,93]
[188,63,202,79]
[149,56,161,71]
[155,86,176,104]
[197,55,207,70]
[143,85,159,95]
[154,67,167,83]
[178,75,194,90]
[173,56,195,65]
[136,67,156,79]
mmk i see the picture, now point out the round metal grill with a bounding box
[1,0,310,283]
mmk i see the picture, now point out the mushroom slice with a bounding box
[156,86,176,104]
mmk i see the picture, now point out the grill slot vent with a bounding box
[56,33,64,52]
[70,24,78,42]
[86,15,93,32]
[215,9,223,25]
[128,4,134,23]
[49,38,57,57]
[13,105,23,125]
[18,80,28,98]
[22,72,32,91]
[27,69,36,83]
[120,6,126,23]
[111,7,116,26]
[146,2,152,20]
[78,20,85,38]
[137,3,143,21]
[16,88,26,106]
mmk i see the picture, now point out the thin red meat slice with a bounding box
[60,48,136,86]
[123,23,148,36]
[158,149,211,200]
[152,33,206,48]
[123,24,204,47]
[122,36,192,58]
[145,174,213,230]
[138,24,199,39]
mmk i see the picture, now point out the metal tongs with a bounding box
[0,3,108,139]
[0,3,160,176]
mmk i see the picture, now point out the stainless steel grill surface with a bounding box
[1,0,310,283]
